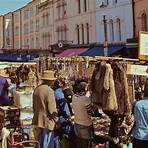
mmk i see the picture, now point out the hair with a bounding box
[73,79,88,94]
[53,79,62,90]
[144,79,148,97]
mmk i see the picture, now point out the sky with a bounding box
[0,0,32,15]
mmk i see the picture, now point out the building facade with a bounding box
[96,0,133,43]
[0,0,96,50]
[134,0,148,37]
[0,16,4,49]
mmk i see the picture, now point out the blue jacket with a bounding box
[132,97,148,141]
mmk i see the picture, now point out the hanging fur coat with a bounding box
[91,61,106,105]
[91,62,118,111]
[102,63,118,111]
[112,62,131,114]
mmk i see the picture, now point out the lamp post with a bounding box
[102,14,108,56]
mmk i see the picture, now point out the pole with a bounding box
[132,0,136,38]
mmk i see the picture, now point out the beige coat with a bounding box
[32,84,58,130]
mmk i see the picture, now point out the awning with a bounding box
[80,44,125,57]
[58,48,88,57]
[108,44,125,55]
[80,45,104,56]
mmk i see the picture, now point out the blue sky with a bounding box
[0,0,32,15]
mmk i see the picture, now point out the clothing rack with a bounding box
[46,56,140,63]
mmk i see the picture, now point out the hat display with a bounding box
[41,70,57,81]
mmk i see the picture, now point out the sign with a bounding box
[139,31,148,60]
[127,64,148,76]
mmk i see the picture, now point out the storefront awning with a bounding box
[80,46,104,56]
[58,48,88,57]
[108,44,125,55]
[80,44,125,57]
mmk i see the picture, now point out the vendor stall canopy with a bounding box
[0,53,35,62]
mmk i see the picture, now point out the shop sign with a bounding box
[139,31,148,60]
[127,64,148,76]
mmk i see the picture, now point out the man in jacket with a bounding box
[32,70,58,148]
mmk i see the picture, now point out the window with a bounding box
[36,37,40,48]
[24,23,29,34]
[116,18,121,41]
[84,0,87,12]
[103,15,108,41]
[112,0,117,4]
[30,7,34,17]
[24,9,29,20]
[30,38,34,48]
[78,0,81,13]
[77,25,80,44]
[86,23,89,44]
[14,14,19,23]
[82,24,84,44]
[109,19,114,42]
[15,40,19,49]
[24,38,29,48]
[30,21,34,33]
[36,5,39,15]
[36,19,39,32]
[141,13,147,31]
[15,26,19,36]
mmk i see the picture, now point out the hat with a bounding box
[41,70,57,81]
[0,70,9,78]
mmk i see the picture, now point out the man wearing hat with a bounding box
[0,71,10,106]
[32,70,59,148]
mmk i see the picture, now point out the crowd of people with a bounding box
[0,68,148,148]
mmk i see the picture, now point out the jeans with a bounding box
[38,128,54,148]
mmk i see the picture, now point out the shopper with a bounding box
[72,79,93,148]
[32,70,58,148]
[131,78,148,148]
[53,79,71,148]
[0,72,10,106]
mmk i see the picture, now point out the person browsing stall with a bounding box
[131,78,148,148]
[72,79,93,148]
[32,70,58,148]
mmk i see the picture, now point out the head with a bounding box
[41,70,57,87]
[144,79,148,97]
[53,79,63,90]
[73,79,88,95]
